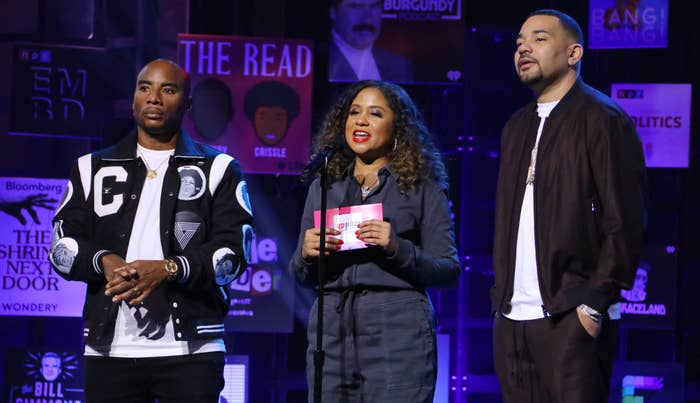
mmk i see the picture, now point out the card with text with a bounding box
[313,203,383,250]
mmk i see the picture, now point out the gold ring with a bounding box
[133,286,140,293]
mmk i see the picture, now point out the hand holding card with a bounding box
[314,203,383,251]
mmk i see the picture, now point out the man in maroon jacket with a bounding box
[491,9,647,403]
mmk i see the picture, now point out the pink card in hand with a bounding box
[313,203,383,250]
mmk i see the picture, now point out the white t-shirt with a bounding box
[504,100,558,321]
[332,29,381,80]
[85,144,225,357]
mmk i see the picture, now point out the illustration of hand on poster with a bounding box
[0,177,87,318]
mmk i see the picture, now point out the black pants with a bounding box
[493,309,617,403]
[307,289,437,403]
[84,352,225,403]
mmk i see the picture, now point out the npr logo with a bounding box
[617,89,644,99]
[19,49,52,63]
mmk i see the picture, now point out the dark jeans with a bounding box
[84,352,225,403]
[493,309,617,403]
[307,289,437,403]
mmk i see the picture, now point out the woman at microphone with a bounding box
[289,80,460,402]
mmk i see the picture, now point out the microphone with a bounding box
[303,140,342,176]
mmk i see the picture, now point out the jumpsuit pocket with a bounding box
[376,295,437,390]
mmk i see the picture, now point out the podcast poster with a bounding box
[328,0,465,85]
[4,349,85,403]
[589,0,668,49]
[612,83,691,168]
[10,43,105,140]
[0,177,86,318]
[226,233,294,333]
[177,34,313,175]
[619,244,677,329]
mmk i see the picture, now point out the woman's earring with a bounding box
[393,138,397,151]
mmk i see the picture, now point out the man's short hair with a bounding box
[528,9,584,46]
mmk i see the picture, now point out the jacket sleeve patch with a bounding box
[177,165,207,200]
[50,236,78,274]
[55,180,73,215]
[208,154,234,196]
[213,247,241,286]
[242,224,254,263]
[236,180,253,216]
[174,211,204,251]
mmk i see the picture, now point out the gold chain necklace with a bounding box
[139,152,169,179]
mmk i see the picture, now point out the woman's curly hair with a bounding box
[312,80,448,191]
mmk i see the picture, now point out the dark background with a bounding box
[0,1,698,402]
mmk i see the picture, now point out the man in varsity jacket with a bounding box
[49,59,253,402]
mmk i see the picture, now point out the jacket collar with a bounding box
[528,78,585,116]
[99,128,205,161]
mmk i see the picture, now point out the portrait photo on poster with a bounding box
[328,0,464,85]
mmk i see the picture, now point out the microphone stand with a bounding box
[313,154,329,403]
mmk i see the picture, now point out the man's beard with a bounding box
[519,70,543,87]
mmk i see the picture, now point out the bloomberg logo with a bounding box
[617,89,644,99]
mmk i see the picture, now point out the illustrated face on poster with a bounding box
[5,349,84,402]
[243,81,300,146]
[24,351,78,383]
[622,263,649,302]
[39,353,62,381]
[618,245,677,329]
[190,78,234,141]
[178,34,313,175]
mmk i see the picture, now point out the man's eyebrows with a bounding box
[137,80,181,89]
[515,29,551,39]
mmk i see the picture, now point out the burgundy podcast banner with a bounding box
[177,34,314,175]
[0,177,86,318]
[328,0,464,85]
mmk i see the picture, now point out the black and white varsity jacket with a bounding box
[49,130,254,348]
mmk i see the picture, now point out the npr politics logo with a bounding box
[619,261,666,316]
[616,88,644,99]
[5,350,84,403]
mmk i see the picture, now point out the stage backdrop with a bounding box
[177,34,313,175]
[0,177,86,318]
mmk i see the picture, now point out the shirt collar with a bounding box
[97,128,205,161]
